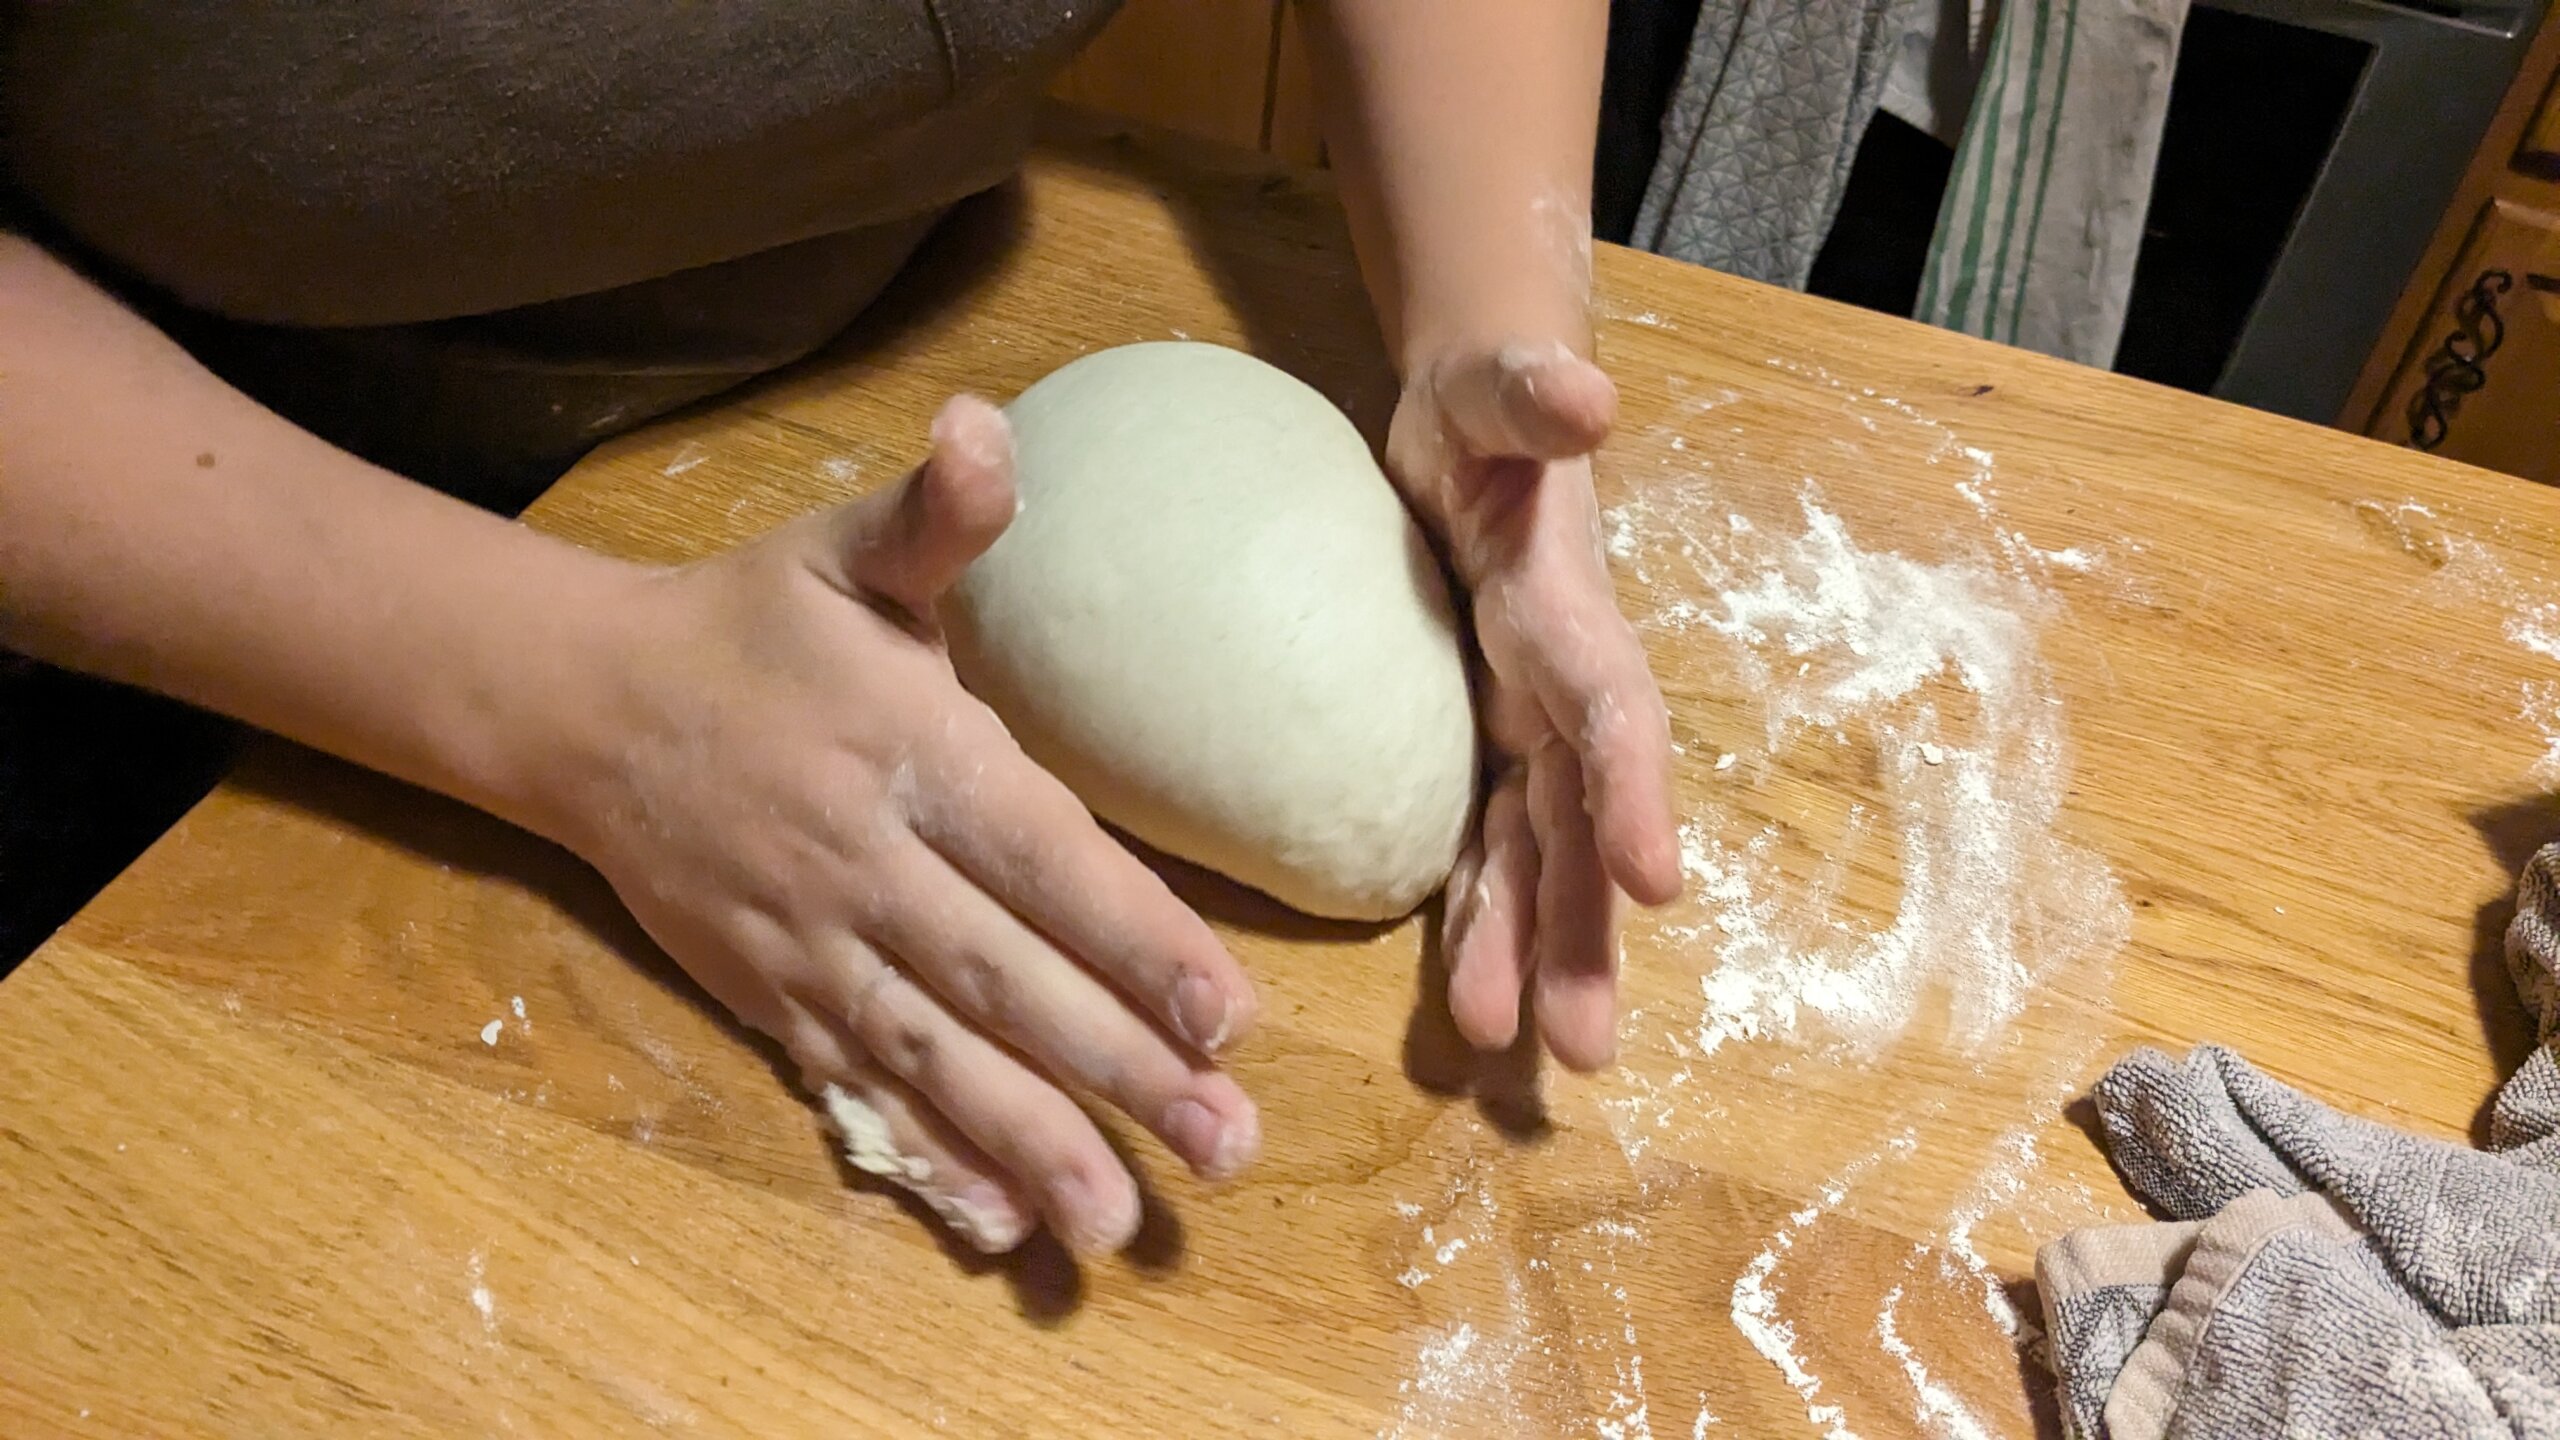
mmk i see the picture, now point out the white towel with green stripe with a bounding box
[1916,0,2189,367]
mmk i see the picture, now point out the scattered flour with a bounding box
[479,1019,502,1047]
[466,1249,496,1335]
[1401,366,2135,1438]
[1732,1132,1919,1440]
[2359,498,2560,779]
[1612,488,2128,1059]
[1875,1286,1995,1440]
[1581,1218,1663,1440]
[1593,283,1677,332]
[1383,1155,1579,1438]
[1388,1317,1534,1440]
[1585,369,2134,1437]
[1934,1130,2041,1339]
[661,441,710,476]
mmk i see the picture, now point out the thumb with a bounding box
[1428,342,1617,464]
[813,394,1017,620]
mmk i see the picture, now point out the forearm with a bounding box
[1303,0,1606,369]
[0,236,632,839]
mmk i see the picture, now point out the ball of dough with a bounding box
[944,342,1477,921]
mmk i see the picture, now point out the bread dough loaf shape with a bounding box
[945,342,1477,921]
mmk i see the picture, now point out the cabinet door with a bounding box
[2369,199,2560,483]
[2520,69,2560,180]
[1052,0,1283,153]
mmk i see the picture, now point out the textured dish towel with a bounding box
[2038,844,2560,1438]
[1629,0,1918,289]
[1914,0,2190,367]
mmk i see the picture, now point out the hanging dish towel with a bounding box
[1916,0,2190,366]
[1630,0,1919,289]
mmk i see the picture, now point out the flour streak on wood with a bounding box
[2356,497,2560,780]
[1551,367,2141,1438]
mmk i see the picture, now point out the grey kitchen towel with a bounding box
[1630,0,1919,289]
[2037,1216,2201,1437]
[2036,840,2560,1437]
[1915,0,2189,368]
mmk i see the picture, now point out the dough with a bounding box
[945,342,1477,921]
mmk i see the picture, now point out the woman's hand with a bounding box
[1387,342,1680,1070]
[551,397,1261,1256]
[0,240,1254,1255]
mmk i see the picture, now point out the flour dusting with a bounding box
[1392,363,2135,1436]
[1876,1286,1996,1440]
[1732,1132,1919,1440]
[466,1249,496,1336]
[1585,369,2133,1437]
[1389,1317,1534,1440]
[1934,1130,2040,1338]
[2360,498,2560,778]
[1611,486,2127,1059]
[1580,1217,1662,1440]
[1382,1155,1563,1438]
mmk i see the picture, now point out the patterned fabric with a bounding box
[2037,843,2560,1438]
[1915,0,2188,366]
[1630,0,1919,289]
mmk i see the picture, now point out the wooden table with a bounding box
[5,125,2555,1439]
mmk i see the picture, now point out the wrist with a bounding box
[1398,283,1594,380]
[419,535,666,854]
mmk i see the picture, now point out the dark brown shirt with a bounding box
[2,1,1115,505]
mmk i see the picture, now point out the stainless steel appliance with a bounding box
[2127,0,2549,422]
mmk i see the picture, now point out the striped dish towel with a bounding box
[1916,0,2189,367]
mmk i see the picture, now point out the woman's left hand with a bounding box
[1386,339,1682,1070]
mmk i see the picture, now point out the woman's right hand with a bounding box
[542,396,1261,1257]
[0,241,1252,1255]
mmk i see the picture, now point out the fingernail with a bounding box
[1163,1099,1229,1174]
[1058,1172,1141,1255]
[1174,974,1234,1053]
[928,1182,1029,1255]
[1208,1102,1261,1181]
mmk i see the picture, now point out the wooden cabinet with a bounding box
[1051,0,1325,164]
[2368,200,2560,482]
[2347,15,2560,480]
[2521,70,2560,181]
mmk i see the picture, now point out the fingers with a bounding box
[1504,547,1682,908]
[1548,612,1681,907]
[803,1053,1039,1256]
[863,837,1261,1182]
[816,394,1017,619]
[1428,343,1618,465]
[1525,744,1622,1073]
[799,940,1145,1257]
[1444,770,1539,1051]
[905,719,1259,1059]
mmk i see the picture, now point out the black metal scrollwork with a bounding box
[2405,269,2513,452]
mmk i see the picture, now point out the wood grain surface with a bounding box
[5,122,2555,1439]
